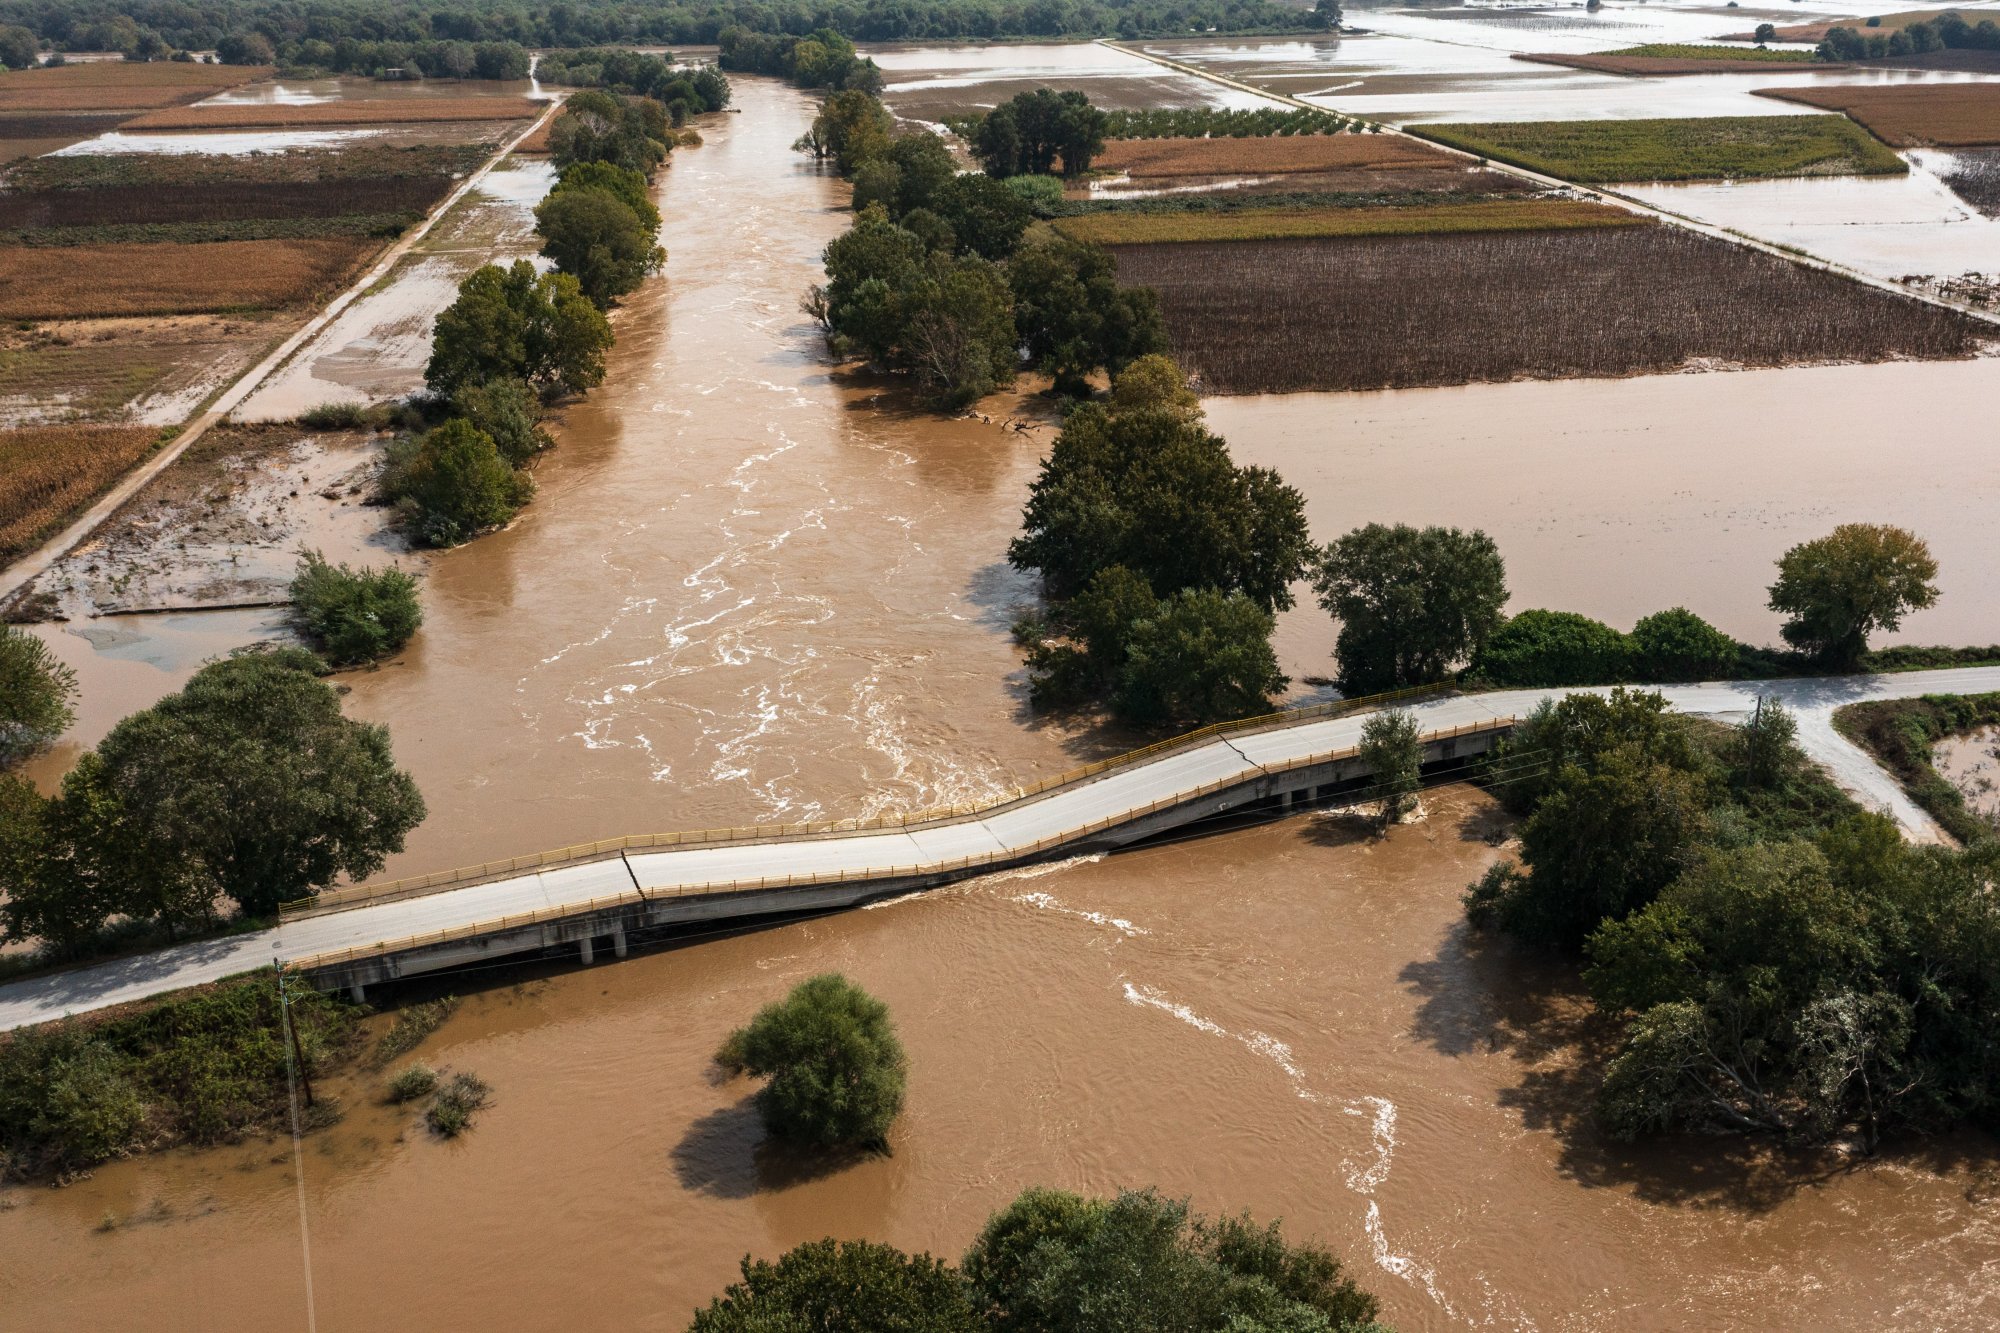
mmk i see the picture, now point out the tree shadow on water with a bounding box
[669,1097,880,1200]
[1395,918,1999,1214]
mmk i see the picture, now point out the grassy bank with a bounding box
[1055,196,1640,245]
[1834,694,2000,843]
[0,971,361,1180]
[1413,114,1907,182]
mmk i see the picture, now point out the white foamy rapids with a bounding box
[1342,1096,1398,1193]
[1119,983,1318,1101]
[1010,887,1146,937]
[1365,1201,1462,1321]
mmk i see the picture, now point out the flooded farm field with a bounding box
[874,41,1283,118]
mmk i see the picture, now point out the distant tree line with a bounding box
[1818,11,2000,60]
[538,47,731,122]
[689,1186,1387,1332]
[718,25,883,94]
[0,0,1332,66]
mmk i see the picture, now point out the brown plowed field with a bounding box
[1112,226,1982,393]
[0,236,378,319]
[1757,83,2000,146]
[127,97,540,130]
[0,175,457,229]
[0,61,264,112]
[0,424,161,564]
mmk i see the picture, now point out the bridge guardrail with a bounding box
[283,717,1513,973]
[280,681,1456,923]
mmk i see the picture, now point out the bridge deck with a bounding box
[2,667,1995,1031]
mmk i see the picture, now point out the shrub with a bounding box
[451,378,552,467]
[0,623,77,765]
[1001,174,1066,215]
[717,973,906,1150]
[382,418,533,547]
[1631,607,1738,682]
[1471,609,1633,687]
[289,550,422,666]
[689,1239,977,1333]
[370,996,460,1067]
[387,1063,438,1103]
[297,401,368,429]
[426,1071,490,1137]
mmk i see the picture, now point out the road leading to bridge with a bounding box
[0,666,1993,1032]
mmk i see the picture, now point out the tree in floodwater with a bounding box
[426,260,613,399]
[688,1240,978,1333]
[91,648,426,918]
[0,623,76,766]
[972,89,1107,179]
[1311,524,1508,695]
[1767,522,1939,669]
[1358,708,1423,828]
[535,183,665,308]
[715,973,907,1151]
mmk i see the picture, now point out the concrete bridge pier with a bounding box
[349,980,367,1004]
[611,921,628,959]
[579,936,594,966]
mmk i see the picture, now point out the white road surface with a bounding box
[1,666,1993,1032]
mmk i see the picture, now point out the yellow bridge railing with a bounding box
[279,681,1459,924]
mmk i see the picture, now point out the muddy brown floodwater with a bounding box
[5,76,2000,1333]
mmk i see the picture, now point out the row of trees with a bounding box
[719,24,882,93]
[393,89,690,545]
[969,88,1106,179]
[0,649,426,958]
[0,0,1334,64]
[1465,689,2000,1147]
[690,1187,1385,1332]
[1818,11,2000,61]
[536,47,731,121]
[804,91,1167,408]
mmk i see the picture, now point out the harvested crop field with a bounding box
[513,119,553,154]
[126,97,541,131]
[1756,84,2000,147]
[0,236,377,319]
[0,61,264,113]
[1097,133,1459,178]
[1054,196,1639,244]
[1416,115,1906,182]
[0,424,161,565]
[1517,48,1827,76]
[1112,226,1983,394]
[0,316,272,427]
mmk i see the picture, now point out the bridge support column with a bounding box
[1280,791,1292,809]
[611,921,628,959]
[348,980,366,1005]
[1305,786,1319,804]
[579,936,595,966]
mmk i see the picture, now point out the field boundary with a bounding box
[1100,40,2000,332]
[0,96,562,602]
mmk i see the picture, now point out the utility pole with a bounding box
[277,964,315,1108]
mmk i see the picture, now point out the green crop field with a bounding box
[1413,115,1907,183]
[1603,43,1817,63]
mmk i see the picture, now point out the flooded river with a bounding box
[6,75,2000,1333]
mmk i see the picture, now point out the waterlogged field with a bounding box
[1115,224,1982,393]
[1521,47,1826,76]
[1759,82,2000,145]
[126,96,541,131]
[0,60,265,161]
[0,424,160,563]
[1414,114,1908,181]
[1057,196,1638,244]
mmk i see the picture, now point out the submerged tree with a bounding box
[0,623,77,766]
[1311,524,1508,694]
[1358,708,1424,828]
[716,973,907,1150]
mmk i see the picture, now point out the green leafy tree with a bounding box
[898,253,1019,410]
[1358,708,1423,827]
[1480,687,1704,816]
[716,973,907,1150]
[1022,564,1160,707]
[851,156,902,212]
[452,376,553,466]
[550,159,661,233]
[1011,375,1311,612]
[1009,235,1168,394]
[889,130,958,216]
[289,550,423,666]
[0,24,38,69]
[972,90,1106,178]
[818,205,929,359]
[1310,524,1508,694]
[1113,589,1286,725]
[930,174,1034,260]
[549,89,670,176]
[1767,523,1939,668]
[689,1239,978,1333]
[92,649,426,918]
[1470,609,1632,687]
[1731,696,1799,791]
[426,261,613,398]
[1631,607,1738,682]
[797,88,894,175]
[535,185,665,308]
[383,418,533,548]
[0,623,77,765]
